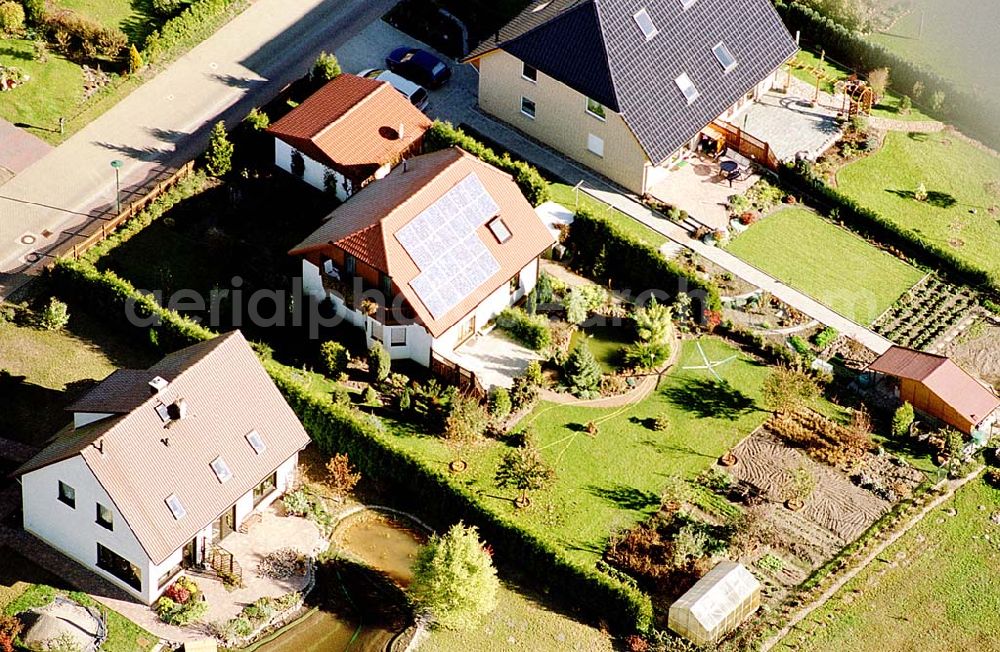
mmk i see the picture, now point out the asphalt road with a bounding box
[0,0,399,297]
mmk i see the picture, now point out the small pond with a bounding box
[249,510,426,652]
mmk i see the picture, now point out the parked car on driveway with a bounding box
[359,69,429,111]
[385,47,451,88]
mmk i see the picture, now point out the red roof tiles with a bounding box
[267,74,431,181]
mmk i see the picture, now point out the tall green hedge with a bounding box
[143,0,249,66]
[424,121,550,206]
[48,257,653,634]
[773,1,1000,150]
[565,208,722,319]
[778,163,998,293]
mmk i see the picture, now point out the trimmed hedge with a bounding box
[496,307,552,351]
[48,258,653,635]
[778,163,998,293]
[773,1,1000,150]
[565,208,722,319]
[424,121,550,206]
[143,0,249,66]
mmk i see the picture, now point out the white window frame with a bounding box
[520,96,536,119]
[246,430,266,455]
[632,8,658,40]
[587,133,605,157]
[165,494,186,520]
[210,456,233,484]
[675,72,700,104]
[585,97,606,121]
[521,62,537,83]
[713,42,738,73]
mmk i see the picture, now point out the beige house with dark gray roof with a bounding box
[463,0,797,194]
[15,331,309,604]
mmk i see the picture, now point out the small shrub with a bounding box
[367,341,390,382]
[39,297,70,331]
[325,453,361,496]
[788,335,812,357]
[127,43,143,74]
[892,402,915,438]
[156,577,207,625]
[21,0,43,25]
[898,94,912,114]
[362,386,380,406]
[205,121,233,177]
[319,340,349,377]
[563,341,602,398]
[495,443,555,504]
[523,360,543,386]
[697,468,733,494]
[443,394,488,445]
[914,182,928,202]
[311,51,341,82]
[244,107,270,131]
[509,376,539,412]
[0,615,22,652]
[151,0,189,15]
[488,387,512,421]
[812,326,838,349]
[282,489,310,516]
[652,414,670,432]
[0,2,24,34]
[331,385,351,405]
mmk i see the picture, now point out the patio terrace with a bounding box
[647,152,759,230]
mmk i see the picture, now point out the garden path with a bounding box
[760,467,984,651]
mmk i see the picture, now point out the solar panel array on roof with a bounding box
[396,173,501,318]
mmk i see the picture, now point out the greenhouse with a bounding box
[668,561,761,645]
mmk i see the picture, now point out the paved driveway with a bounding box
[0,120,52,186]
[0,0,398,298]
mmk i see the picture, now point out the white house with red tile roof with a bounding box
[266,74,432,200]
[289,147,555,369]
[15,331,309,604]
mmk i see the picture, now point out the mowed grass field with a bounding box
[776,477,1000,652]
[380,338,843,566]
[837,131,1000,286]
[726,208,923,324]
[870,0,1000,94]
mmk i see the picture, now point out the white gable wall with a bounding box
[21,456,157,603]
[274,138,352,201]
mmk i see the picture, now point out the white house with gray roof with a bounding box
[15,331,309,604]
[464,0,797,194]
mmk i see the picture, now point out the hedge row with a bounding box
[48,258,654,635]
[142,0,249,66]
[778,163,998,293]
[496,307,552,351]
[565,208,722,318]
[424,121,550,206]
[773,1,1000,150]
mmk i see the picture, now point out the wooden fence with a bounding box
[712,121,779,171]
[430,351,487,400]
[62,160,196,262]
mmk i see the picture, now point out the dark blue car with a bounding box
[385,47,451,89]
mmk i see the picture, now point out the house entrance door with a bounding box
[213,505,237,543]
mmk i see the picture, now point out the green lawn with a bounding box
[0,548,157,652]
[0,38,85,134]
[381,338,843,565]
[777,477,1000,652]
[788,50,933,122]
[549,183,668,248]
[424,582,613,652]
[726,208,923,324]
[837,131,1000,285]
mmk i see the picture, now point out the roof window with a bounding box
[165,494,186,520]
[210,456,233,483]
[246,430,266,455]
[487,217,512,243]
[633,8,658,40]
[713,42,738,73]
[675,72,700,104]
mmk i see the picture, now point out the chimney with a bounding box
[167,398,188,421]
[398,122,405,140]
[148,376,169,395]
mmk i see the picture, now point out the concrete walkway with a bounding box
[0,0,398,298]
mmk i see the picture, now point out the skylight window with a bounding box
[675,72,700,104]
[487,217,512,243]
[165,494,186,520]
[210,456,233,483]
[633,8,658,40]
[713,42,738,73]
[680,0,698,9]
[246,430,266,455]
